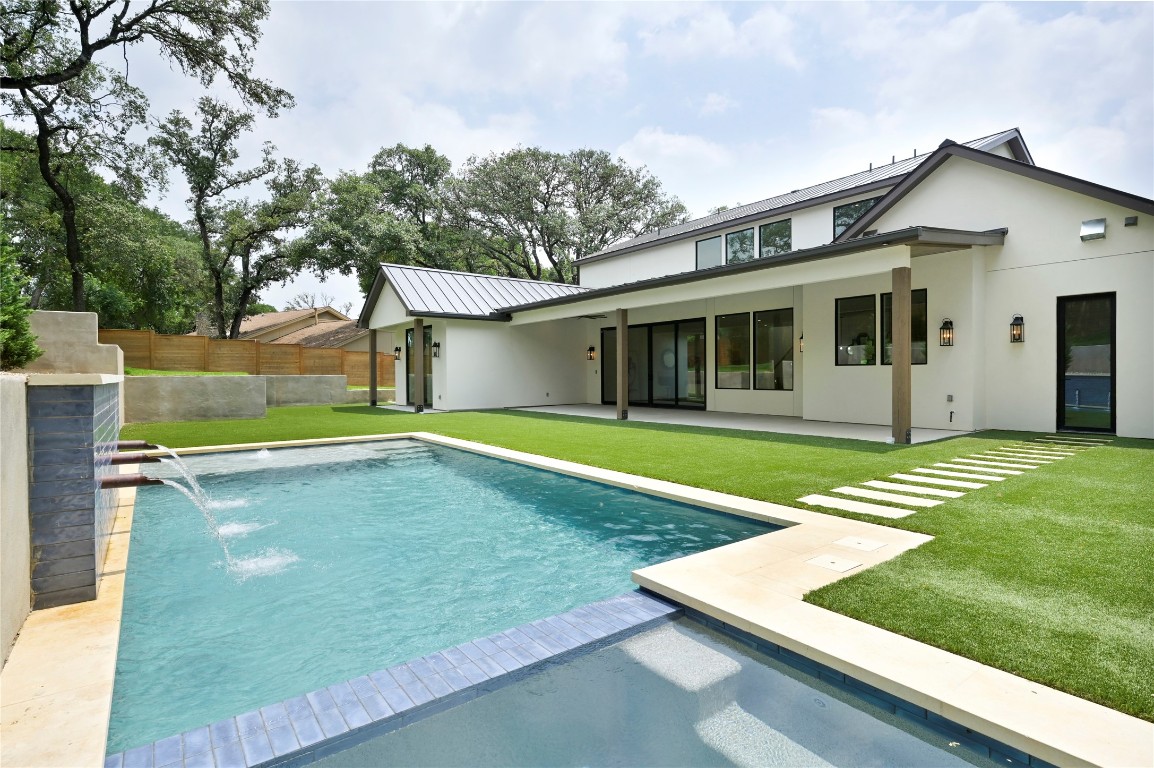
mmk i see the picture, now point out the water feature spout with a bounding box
[117,440,159,450]
[101,474,164,489]
[110,452,162,465]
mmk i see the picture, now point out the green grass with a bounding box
[125,367,248,376]
[122,406,1154,720]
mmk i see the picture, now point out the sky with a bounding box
[123,1,1154,314]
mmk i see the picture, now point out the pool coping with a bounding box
[3,433,1149,767]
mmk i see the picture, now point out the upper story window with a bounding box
[759,219,791,258]
[726,228,755,264]
[833,197,883,238]
[696,236,723,269]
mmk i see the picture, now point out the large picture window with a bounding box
[715,313,750,389]
[726,228,755,264]
[833,197,883,238]
[881,290,928,365]
[754,308,794,390]
[759,219,791,258]
[696,236,722,270]
[836,295,876,365]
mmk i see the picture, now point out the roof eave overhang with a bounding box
[579,176,902,265]
[406,310,513,322]
[501,226,1008,315]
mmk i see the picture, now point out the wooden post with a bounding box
[891,266,912,444]
[254,340,262,375]
[616,308,628,420]
[413,318,425,413]
[369,330,378,406]
[147,329,155,370]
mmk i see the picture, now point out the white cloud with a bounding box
[699,92,738,116]
[638,4,801,69]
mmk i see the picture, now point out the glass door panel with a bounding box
[651,324,677,406]
[1058,294,1114,433]
[679,320,706,407]
[628,326,650,405]
[600,328,616,404]
[404,326,433,406]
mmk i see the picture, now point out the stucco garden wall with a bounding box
[124,375,375,422]
[0,374,30,669]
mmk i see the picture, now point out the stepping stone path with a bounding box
[798,434,1111,519]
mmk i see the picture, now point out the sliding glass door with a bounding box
[601,318,705,409]
[1057,293,1115,433]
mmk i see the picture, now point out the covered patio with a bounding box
[511,404,968,444]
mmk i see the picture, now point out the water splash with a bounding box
[155,446,295,580]
[256,448,271,459]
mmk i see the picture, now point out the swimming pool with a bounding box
[314,617,999,767]
[109,439,779,752]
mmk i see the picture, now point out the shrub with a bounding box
[0,240,43,370]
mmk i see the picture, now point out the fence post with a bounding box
[255,340,263,375]
[201,334,209,371]
[147,329,155,369]
[297,343,303,376]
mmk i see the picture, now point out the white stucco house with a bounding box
[358,129,1154,440]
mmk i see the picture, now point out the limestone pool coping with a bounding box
[1,432,1149,767]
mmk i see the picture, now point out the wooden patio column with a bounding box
[891,266,912,444]
[369,329,378,406]
[413,318,425,413]
[616,308,628,420]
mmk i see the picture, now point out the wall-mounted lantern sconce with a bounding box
[1079,218,1106,241]
[939,318,954,347]
[431,341,441,358]
[799,334,804,353]
[587,345,596,361]
[1010,314,1025,343]
[393,346,402,357]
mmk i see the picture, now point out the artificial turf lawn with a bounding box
[123,406,1154,721]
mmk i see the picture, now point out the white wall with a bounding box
[800,251,981,430]
[871,156,1154,438]
[0,374,30,669]
[577,188,895,289]
[440,320,588,410]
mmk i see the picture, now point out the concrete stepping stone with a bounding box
[951,457,1039,469]
[862,480,965,498]
[797,494,917,519]
[979,452,1053,463]
[996,448,1069,458]
[909,467,1008,482]
[831,486,944,508]
[1034,439,1095,447]
[935,462,1021,475]
[1041,435,1111,443]
[891,472,988,489]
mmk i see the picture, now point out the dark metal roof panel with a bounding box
[379,264,588,318]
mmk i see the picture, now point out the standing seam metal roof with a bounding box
[585,129,1026,259]
[380,264,587,318]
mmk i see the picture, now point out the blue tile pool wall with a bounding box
[27,382,120,610]
[678,604,1061,768]
[104,591,681,768]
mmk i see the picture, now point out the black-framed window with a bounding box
[726,228,755,264]
[754,308,794,390]
[833,197,883,238]
[601,319,706,409]
[696,236,723,269]
[836,295,876,366]
[715,313,750,389]
[759,219,791,258]
[881,289,928,365]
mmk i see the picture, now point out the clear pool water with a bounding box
[315,618,999,768]
[109,440,778,752]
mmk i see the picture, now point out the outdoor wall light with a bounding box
[1010,314,1025,343]
[587,345,596,361]
[939,318,954,347]
[1079,218,1107,241]
[432,341,441,357]
[393,346,402,357]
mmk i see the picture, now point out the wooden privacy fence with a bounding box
[99,329,395,388]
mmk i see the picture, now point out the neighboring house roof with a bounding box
[237,307,351,340]
[269,320,367,348]
[362,264,588,324]
[837,140,1154,242]
[580,128,1032,264]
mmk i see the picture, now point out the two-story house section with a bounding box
[359,129,1154,440]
